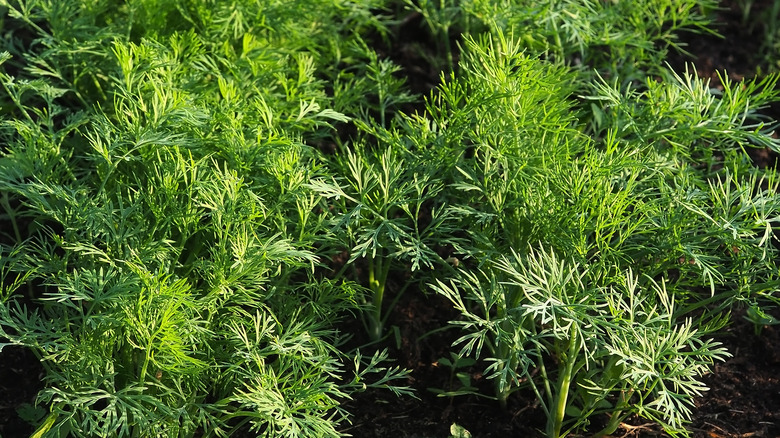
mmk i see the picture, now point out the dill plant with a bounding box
[421,29,780,437]
[308,128,454,342]
[0,1,410,437]
[308,32,458,343]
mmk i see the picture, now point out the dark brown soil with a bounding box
[0,346,44,437]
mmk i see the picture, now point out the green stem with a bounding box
[527,356,550,418]
[591,410,625,437]
[549,327,579,438]
[496,343,510,410]
[0,192,22,244]
[367,255,392,341]
[30,411,58,438]
[590,389,633,437]
[535,326,554,413]
[139,348,151,384]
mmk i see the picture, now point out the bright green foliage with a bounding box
[309,129,454,341]
[426,32,582,257]
[0,1,408,437]
[417,27,780,438]
[1,0,779,437]
[308,36,451,343]
[432,249,730,437]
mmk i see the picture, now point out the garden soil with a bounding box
[2,2,780,438]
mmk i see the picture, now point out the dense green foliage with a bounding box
[0,1,779,437]
[0,1,408,437]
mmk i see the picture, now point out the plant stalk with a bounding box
[367,255,392,341]
[549,327,579,438]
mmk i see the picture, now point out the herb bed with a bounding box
[1,1,780,437]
